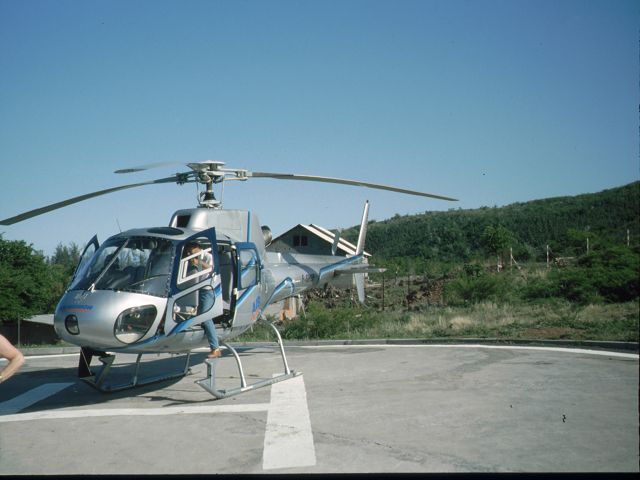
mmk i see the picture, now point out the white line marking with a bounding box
[0,402,270,423]
[0,353,79,363]
[297,344,639,359]
[3,345,635,362]
[0,383,74,415]
[263,374,316,470]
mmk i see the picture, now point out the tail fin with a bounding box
[355,200,369,303]
[356,200,369,255]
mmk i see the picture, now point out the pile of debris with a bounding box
[300,275,448,311]
[403,277,445,307]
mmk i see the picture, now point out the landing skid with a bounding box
[82,351,193,393]
[196,321,301,399]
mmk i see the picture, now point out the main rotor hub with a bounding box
[187,160,226,173]
[187,161,226,208]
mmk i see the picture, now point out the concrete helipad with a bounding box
[0,343,638,474]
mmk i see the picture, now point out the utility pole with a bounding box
[381,271,385,311]
[546,244,549,268]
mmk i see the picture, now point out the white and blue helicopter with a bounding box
[1,161,456,398]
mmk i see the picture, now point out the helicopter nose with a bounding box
[54,303,94,338]
[54,291,165,348]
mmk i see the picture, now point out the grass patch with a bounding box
[237,299,639,343]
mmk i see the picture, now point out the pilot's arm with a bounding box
[196,251,213,270]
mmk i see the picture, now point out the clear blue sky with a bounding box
[1,0,638,256]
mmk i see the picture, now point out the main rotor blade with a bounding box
[115,160,227,174]
[114,161,184,174]
[0,175,185,225]
[247,171,458,201]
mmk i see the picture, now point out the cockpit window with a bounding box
[69,237,175,297]
[177,238,214,290]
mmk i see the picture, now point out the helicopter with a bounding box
[0,160,457,398]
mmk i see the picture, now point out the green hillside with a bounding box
[240,182,638,343]
[343,181,639,264]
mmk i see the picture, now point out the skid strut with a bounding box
[196,321,301,399]
[82,351,193,393]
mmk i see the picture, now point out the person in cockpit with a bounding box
[184,242,222,359]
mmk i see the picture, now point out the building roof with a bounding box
[271,223,371,257]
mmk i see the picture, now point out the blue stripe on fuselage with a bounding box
[318,253,363,279]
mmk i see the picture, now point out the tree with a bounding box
[481,225,516,269]
[49,242,81,276]
[565,229,595,256]
[0,236,67,322]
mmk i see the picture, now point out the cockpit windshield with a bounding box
[69,236,175,297]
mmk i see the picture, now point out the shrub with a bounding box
[548,268,598,303]
[444,274,503,306]
[545,245,639,304]
[282,302,374,339]
[520,274,557,300]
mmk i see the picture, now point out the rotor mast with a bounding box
[199,174,219,208]
[189,160,231,209]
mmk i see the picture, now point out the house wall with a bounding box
[263,296,302,321]
[268,226,338,256]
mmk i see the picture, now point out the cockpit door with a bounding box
[165,228,223,336]
[71,235,99,285]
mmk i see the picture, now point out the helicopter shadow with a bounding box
[3,348,282,414]
[1,353,212,414]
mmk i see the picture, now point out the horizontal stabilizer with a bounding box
[334,266,386,276]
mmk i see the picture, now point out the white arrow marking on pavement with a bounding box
[263,374,316,470]
[299,344,638,359]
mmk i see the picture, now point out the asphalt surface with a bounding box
[0,343,638,474]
